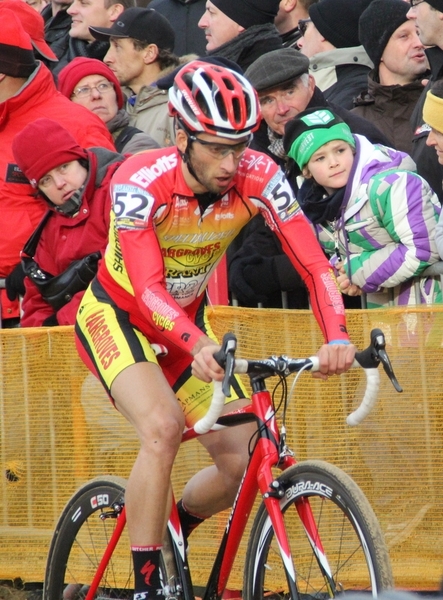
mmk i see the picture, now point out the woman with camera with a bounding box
[12,118,125,327]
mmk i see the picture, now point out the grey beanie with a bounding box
[359,0,410,68]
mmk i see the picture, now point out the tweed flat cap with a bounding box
[245,48,310,92]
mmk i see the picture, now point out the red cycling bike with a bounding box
[43,328,401,600]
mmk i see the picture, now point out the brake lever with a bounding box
[213,333,237,397]
[371,329,403,393]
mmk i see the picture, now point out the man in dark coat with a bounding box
[198,0,282,70]
[148,0,207,56]
[407,0,443,203]
[297,0,374,110]
[352,0,428,155]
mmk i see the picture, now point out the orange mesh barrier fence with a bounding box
[0,306,442,590]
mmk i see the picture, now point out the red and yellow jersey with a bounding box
[98,146,348,354]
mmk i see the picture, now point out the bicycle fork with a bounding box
[252,390,337,598]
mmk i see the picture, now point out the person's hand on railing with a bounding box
[335,262,362,297]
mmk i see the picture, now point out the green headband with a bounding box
[287,122,355,169]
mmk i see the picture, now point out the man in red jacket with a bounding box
[0,10,114,327]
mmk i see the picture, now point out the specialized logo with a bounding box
[141,560,156,586]
[129,154,177,188]
[85,309,121,369]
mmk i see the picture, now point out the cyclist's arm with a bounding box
[118,226,212,355]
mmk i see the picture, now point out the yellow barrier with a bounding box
[0,306,442,591]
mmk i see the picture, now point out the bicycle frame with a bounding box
[84,377,329,600]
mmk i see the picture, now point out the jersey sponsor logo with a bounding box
[241,152,274,175]
[166,278,200,304]
[215,212,234,220]
[162,243,221,265]
[142,289,179,332]
[113,185,154,228]
[163,230,235,244]
[85,309,121,369]
[176,197,189,209]
[167,264,212,278]
[321,270,345,315]
[129,154,178,188]
[262,171,300,221]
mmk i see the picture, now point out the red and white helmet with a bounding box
[168,60,261,140]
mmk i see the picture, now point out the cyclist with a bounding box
[75,60,356,600]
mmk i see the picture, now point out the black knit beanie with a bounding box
[359,0,409,68]
[211,0,280,29]
[426,0,443,10]
[309,0,375,49]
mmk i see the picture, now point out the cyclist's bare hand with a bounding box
[191,337,224,383]
[313,343,356,380]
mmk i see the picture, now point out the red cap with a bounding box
[57,57,124,110]
[12,119,88,188]
[0,1,58,62]
[0,9,37,77]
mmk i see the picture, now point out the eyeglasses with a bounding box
[298,18,312,37]
[409,0,425,6]
[71,81,114,99]
[188,135,252,160]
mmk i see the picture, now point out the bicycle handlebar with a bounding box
[193,329,402,435]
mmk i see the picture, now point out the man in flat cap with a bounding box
[245,47,389,167]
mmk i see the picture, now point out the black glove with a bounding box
[5,262,26,301]
[229,254,278,305]
[42,314,59,327]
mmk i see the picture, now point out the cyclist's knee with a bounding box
[138,411,184,456]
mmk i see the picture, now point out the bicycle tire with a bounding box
[243,460,393,600]
[43,476,185,600]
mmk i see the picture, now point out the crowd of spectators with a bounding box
[3,0,443,325]
[4,0,443,594]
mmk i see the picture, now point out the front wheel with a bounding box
[243,460,393,599]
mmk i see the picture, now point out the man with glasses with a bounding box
[407,0,443,202]
[297,0,374,110]
[75,59,356,600]
[274,0,318,49]
[58,57,159,154]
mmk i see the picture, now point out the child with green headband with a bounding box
[283,108,441,307]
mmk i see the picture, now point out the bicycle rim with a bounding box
[244,460,393,600]
[44,477,133,600]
